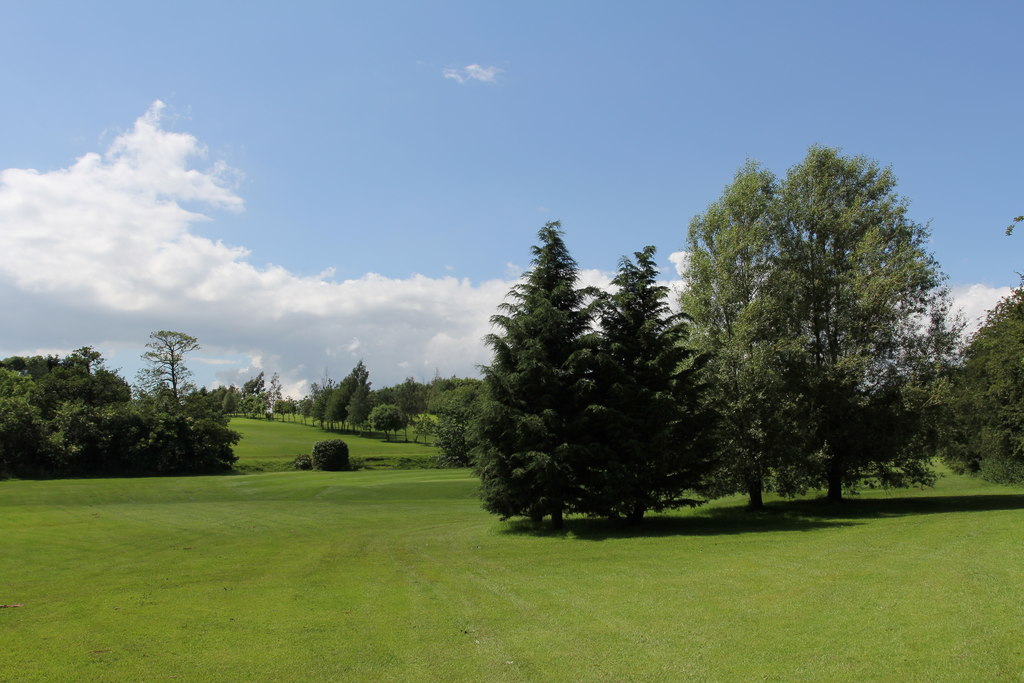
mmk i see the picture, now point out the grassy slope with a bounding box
[1,470,1023,681]
[229,417,438,471]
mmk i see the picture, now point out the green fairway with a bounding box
[2,470,1023,681]
[230,416,439,471]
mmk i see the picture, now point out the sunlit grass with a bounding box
[1,469,1022,681]
[229,416,439,471]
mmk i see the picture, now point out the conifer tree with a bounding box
[476,222,595,529]
[587,246,711,523]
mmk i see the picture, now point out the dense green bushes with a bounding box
[0,347,238,478]
[944,285,1024,483]
[311,439,350,471]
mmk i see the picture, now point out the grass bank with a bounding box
[229,416,439,471]
[1,470,1022,680]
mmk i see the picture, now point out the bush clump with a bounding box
[293,454,312,470]
[310,439,350,471]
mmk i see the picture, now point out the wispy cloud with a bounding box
[443,64,500,84]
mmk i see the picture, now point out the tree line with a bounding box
[0,332,238,477]
[224,360,485,466]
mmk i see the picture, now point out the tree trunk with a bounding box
[826,471,843,503]
[747,480,764,510]
[551,506,564,530]
[626,506,645,525]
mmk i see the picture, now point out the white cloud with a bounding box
[950,283,1014,334]
[0,102,514,390]
[667,250,690,277]
[443,64,500,84]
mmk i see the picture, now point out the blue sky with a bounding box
[1,1,1021,393]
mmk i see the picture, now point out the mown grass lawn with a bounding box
[1,469,1022,681]
[229,416,439,471]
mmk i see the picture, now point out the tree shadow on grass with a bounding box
[498,508,858,540]
[780,493,1024,520]
[497,492,1024,540]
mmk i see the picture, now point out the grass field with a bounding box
[229,416,439,471]
[2,467,1023,681]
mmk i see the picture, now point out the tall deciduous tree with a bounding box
[684,162,805,508]
[476,222,596,529]
[138,331,200,401]
[776,146,957,501]
[588,246,711,522]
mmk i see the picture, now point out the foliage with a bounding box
[311,439,350,471]
[476,222,597,528]
[683,161,808,506]
[432,378,484,467]
[946,285,1024,482]
[774,146,958,501]
[368,403,405,441]
[1005,214,1023,236]
[347,385,372,429]
[686,149,959,503]
[0,341,238,477]
[293,453,312,470]
[410,412,437,444]
[586,246,712,522]
[137,330,200,401]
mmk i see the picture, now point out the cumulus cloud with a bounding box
[950,283,1014,334]
[0,102,514,393]
[667,251,690,277]
[443,64,500,84]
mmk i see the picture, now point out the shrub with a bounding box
[293,454,312,470]
[311,439,350,471]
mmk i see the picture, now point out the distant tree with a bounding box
[394,377,428,440]
[410,412,437,444]
[37,347,132,419]
[347,384,372,430]
[369,403,405,441]
[325,388,347,429]
[0,369,48,477]
[298,397,313,425]
[340,361,372,430]
[267,372,283,417]
[242,372,265,398]
[137,331,200,401]
[240,394,265,419]
[587,246,712,523]
[309,377,333,427]
[275,398,295,422]
[431,378,485,466]
[396,377,427,411]
[221,388,239,415]
[476,222,596,529]
[946,285,1024,482]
